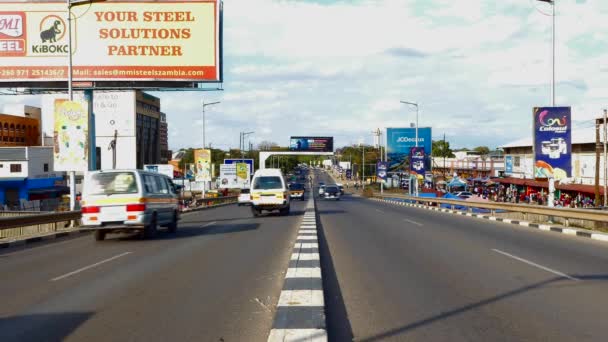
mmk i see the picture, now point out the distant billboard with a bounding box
[53,99,88,172]
[194,148,211,181]
[533,107,571,180]
[289,137,333,152]
[219,163,251,189]
[386,127,432,173]
[409,147,425,176]
[376,162,387,182]
[144,164,174,179]
[505,156,513,175]
[224,158,254,173]
[0,0,222,86]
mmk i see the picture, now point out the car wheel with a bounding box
[167,212,178,233]
[94,230,106,241]
[280,207,290,216]
[144,214,158,239]
[252,207,262,217]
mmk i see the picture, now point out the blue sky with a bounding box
[2,0,607,151]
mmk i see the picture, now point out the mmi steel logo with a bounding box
[32,15,67,54]
[0,12,27,56]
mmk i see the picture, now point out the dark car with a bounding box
[323,185,341,200]
[289,183,306,201]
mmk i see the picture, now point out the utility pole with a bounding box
[362,145,365,191]
[604,109,607,207]
[595,117,601,206]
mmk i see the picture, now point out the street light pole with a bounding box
[202,101,220,149]
[400,101,419,147]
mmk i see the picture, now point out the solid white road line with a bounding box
[51,251,132,281]
[492,249,580,281]
[403,218,423,227]
[202,221,216,227]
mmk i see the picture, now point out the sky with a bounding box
[2,0,607,151]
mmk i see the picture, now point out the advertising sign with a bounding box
[219,163,251,189]
[505,156,513,175]
[0,0,221,83]
[224,158,254,173]
[376,162,388,182]
[409,147,425,176]
[386,127,432,172]
[144,164,174,179]
[533,107,571,180]
[289,136,333,152]
[345,169,352,180]
[53,99,89,171]
[194,148,211,181]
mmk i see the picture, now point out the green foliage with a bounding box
[432,140,455,158]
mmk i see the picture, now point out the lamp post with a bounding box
[401,101,420,196]
[240,131,254,159]
[536,0,556,106]
[202,101,220,148]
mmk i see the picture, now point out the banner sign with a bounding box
[345,169,352,180]
[53,99,88,171]
[505,156,513,175]
[289,136,333,152]
[144,164,174,179]
[0,0,221,82]
[219,163,251,189]
[376,162,388,181]
[533,107,571,180]
[194,148,211,181]
[224,158,254,173]
[386,127,432,173]
[409,147,425,176]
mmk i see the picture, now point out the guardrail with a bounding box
[374,193,608,224]
[0,196,239,241]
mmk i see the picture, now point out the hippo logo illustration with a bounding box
[39,15,65,43]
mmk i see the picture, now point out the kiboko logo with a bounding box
[32,15,67,54]
[40,15,64,43]
[538,110,568,132]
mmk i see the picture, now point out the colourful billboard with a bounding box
[224,158,254,173]
[289,137,333,152]
[194,148,211,181]
[409,147,425,176]
[386,127,432,173]
[376,161,388,182]
[53,99,89,171]
[0,1,221,83]
[505,156,513,175]
[533,107,571,180]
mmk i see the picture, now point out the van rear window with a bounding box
[253,176,283,190]
[87,172,139,195]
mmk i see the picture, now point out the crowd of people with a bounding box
[469,184,596,208]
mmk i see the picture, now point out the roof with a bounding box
[501,127,607,148]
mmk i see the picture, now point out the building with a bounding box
[0,105,41,147]
[0,147,66,209]
[159,112,171,164]
[432,153,505,179]
[500,127,606,200]
[42,90,163,170]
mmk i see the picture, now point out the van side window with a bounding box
[143,175,158,194]
[155,176,169,194]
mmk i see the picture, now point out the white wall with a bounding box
[0,161,27,178]
[96,136,137,170]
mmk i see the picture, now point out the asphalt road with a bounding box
[314,169,608,341]
[0,201,307,342]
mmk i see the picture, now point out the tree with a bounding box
[473,146,490,160]
[257,141,279,151]
[432,140,455,158]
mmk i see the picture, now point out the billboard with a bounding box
[409,147,425,176]
[505,156,513,175]
[386,127,432,172]
[194,148,211,181]
[53,99,89,172]
[219,163,251,189]
[224,158,254,173]
[376,162,388,182]
[0,0,221,84]
[289,136,333,152]
[345,169,352,180]
[533,107,571,180]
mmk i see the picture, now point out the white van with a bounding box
[250,168,290,216]
[81,170,180,241]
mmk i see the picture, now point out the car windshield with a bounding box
[86,172,139,196]
[325,186,339,192]
[253,176,283,190]
[289,183,304,190]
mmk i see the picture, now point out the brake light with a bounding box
[126,204,146,212]
[81,206,100,214]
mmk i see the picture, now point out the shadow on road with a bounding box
[0,312,94,342]
[316,199,355,342]
[358,274,608,342]
[107,223,260,242]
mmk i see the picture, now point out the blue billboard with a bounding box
[409,147,425,176]
[224,159,255,172]
[386,127,432,173]
[505,156,513,175]
[376,162,388,181]
[533,107,571,180]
